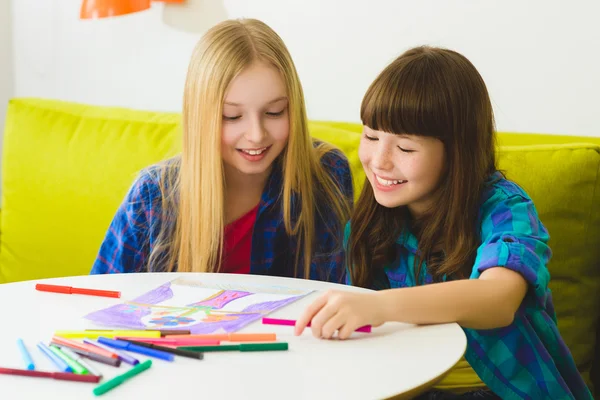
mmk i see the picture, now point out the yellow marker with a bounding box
[54,330,161,339]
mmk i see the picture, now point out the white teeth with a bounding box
[241,147,267,155]
[375,175,406,186]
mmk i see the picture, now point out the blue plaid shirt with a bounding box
[347,173,591,399]
[90,147,353,283]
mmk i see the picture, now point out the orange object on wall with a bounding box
[80,0,151,19]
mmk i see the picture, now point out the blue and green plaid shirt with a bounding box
[90,147,353,283]
[347,173,591,399]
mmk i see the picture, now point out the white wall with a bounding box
[1,0,14,183]
[9,0,600,137]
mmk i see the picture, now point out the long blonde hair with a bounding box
[149,19,351,278]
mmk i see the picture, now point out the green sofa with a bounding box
[1,98,599,395]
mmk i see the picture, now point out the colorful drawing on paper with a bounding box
[84,277,313,334]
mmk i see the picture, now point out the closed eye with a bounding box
[364,134,378,141]
[398,147,415,153]
[266,110,285,117]
[223,115,241,121]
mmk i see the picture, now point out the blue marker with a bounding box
[97,337,174,362]
[17,339,35,370]
[36,342,72,373]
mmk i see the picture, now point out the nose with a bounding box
[370,143,394,171]
[244,115,266,144]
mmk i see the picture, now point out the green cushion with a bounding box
[497,144,600,389]
[307,122,364,196]
[0,98,181,282]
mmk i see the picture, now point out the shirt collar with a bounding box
[395,227,419,254]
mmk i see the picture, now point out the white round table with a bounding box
[0,273,466,400]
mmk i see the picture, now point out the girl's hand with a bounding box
[294,290,386,339]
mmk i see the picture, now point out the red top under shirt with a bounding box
[221,204,259,274]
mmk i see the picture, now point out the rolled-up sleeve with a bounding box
[471,189,552,306]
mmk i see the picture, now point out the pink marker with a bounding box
[115,337,221,346]
[262,317,372,333]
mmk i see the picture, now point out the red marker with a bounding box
[35,283,120,298]
[0,367,101,383]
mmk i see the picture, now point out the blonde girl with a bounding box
[91,19,353,283]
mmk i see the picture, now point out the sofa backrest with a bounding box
[2,98,599,394]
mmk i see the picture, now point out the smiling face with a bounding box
[358,126,446,217]
[220,61,290,182]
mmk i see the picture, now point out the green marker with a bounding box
[179,342,288,352]
[240,342,288,352]
[49,345,88,375]
[93,360,152,396]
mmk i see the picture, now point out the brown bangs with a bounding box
[360,48,451,141]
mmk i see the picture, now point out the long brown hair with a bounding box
[148,19,351,278]
[348,46,497,288]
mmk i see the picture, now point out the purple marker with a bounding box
[83,339,139,366]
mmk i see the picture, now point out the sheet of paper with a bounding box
[84,277,313,334]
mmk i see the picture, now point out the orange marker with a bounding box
[228,333,276,342]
